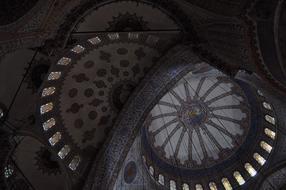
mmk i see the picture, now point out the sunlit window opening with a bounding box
[149,166,154,176]
[40,102,53,114]
[128,32,139,40]
[42,87,56,97]
[265,115,276,125]
[48,71,61,81]
[264,128,276,139]
[58,145,71,159]
[253,153,266,166]
[182,183,190,190]
[170,180,176,190]
[71,45,85,54]
[245,163,257,177]
[262,102,272,110]
[88,37,101,45]
[233,171,245,185]
[158,174,164,185]
[222,178,232,190]
[195,184,203,190]
[57,57,71,65]
[48,132,61,146]
[69,155,81,171]
[43,118,56,131]
[260,141,272,153]
[209,182,218,190]
[108,33,120,40]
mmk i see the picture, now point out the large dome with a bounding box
[141,66,277,189]
[144,69,250,169]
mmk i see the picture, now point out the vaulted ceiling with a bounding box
[0,0,286,190]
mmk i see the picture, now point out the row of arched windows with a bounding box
[39,44,89,171]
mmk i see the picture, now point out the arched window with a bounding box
[222,178,232,190]
[253,153,266,166]
[48,72,61,81]
[48,132,61,146]
[260,141,272,153]
[195,184,203,190]
[108,33,120,40]
[4,165,14,178]
[69,155,81,171]
[58,145,71,159]
[264,128,276,140]
[233,171,245,185]
[40,102,53,114]
[57,57,71,65]
[170,180,176,190]
[209,182,218,190]
[142,156,146,163]
[43,118,56,131]
[149,166,154,176]
[262,102,272,110]
[88,37,102,45]
[0,108,3,119]
[128,33,139,40]
[42,87,56,97]
[245,163,257,177]
[257,90,263,96]
[158,174,164,185]
[71,45,85,54]
[182,183,189,190]
[265,115,275,125]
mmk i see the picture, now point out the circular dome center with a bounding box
[179,101,207,126]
